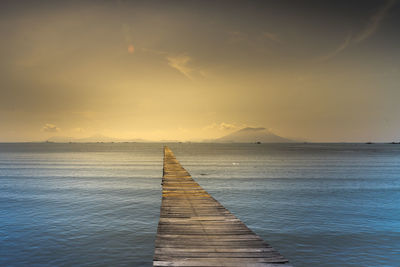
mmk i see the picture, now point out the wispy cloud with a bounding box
[353,0,397,43]
[316,33,352,62]
[319,0,396,62]
[203,122,238,131]
[42,123,60,132]
[219,122,236,130]
[202,123,217,131]
[167,54,193,79]
[142,48,202,79]
[262,31,283,44]
[227,31,248,43]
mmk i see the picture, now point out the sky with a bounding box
[0,0,399,142]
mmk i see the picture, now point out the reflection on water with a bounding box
[1,143,400,266]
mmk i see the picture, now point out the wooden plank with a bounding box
[153,146,292,267]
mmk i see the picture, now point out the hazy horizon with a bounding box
[1,0,399,142]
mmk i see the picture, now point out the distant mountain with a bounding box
[47,134,147,143]
[214,127,294,143]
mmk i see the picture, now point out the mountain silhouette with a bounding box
[214,127,293,143]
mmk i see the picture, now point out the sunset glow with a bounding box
[0,0,399,142]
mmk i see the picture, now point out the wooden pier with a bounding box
[153,146,292,267]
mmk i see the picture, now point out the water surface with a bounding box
[1,143,399,266]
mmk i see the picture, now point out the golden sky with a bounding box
[1,0,399,142]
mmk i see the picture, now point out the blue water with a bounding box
[1,143,399,266]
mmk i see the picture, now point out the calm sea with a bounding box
[0,143,399,266]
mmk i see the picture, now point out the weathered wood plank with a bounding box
[154,259,291,267]
[153,146,292,267]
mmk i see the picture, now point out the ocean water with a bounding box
[0,143,399,266]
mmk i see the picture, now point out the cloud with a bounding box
[219,122,236,130]
[142,48,205,79]
[42,123,60,132]
[262,32,283,44]
[167,54,194,79]
[203,122,238,131]
[318,0,396,62]
[353,0,397,43]
[316,33,352,62]
[227,31,248,43]
[202,123,217,130]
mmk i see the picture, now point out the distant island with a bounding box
[212,127,294,143]
[45,127,295,143]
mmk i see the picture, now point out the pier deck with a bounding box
[153,146,292,267]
